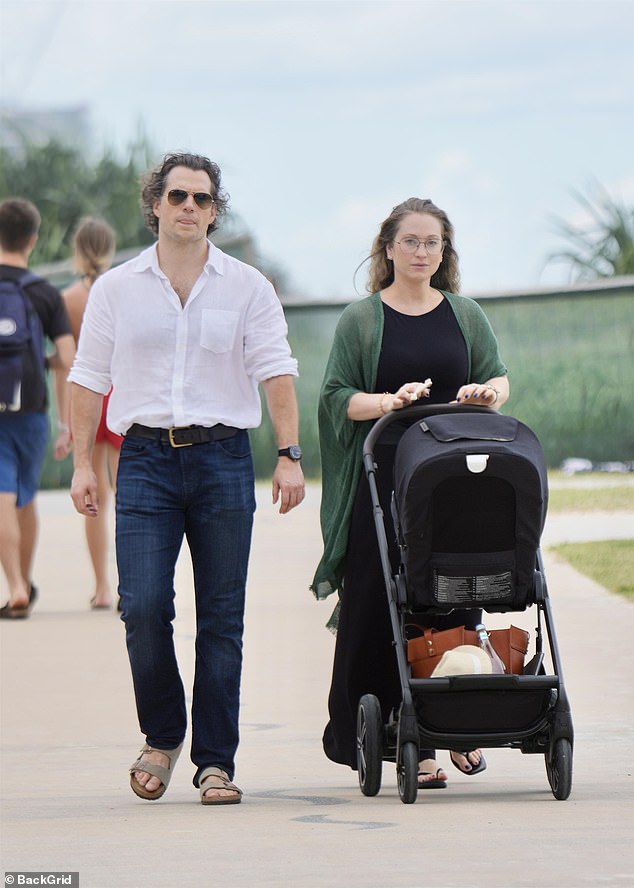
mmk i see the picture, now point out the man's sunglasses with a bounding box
[166,189,215,210]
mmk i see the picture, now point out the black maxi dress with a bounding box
[323,298,483,768]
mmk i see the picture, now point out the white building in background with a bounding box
[0,104,91,156]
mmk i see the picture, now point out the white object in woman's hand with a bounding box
[408,378,433,401]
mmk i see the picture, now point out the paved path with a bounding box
[1,485,633,888]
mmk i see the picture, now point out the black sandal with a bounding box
[450,750,487,775]
[418,768,448,789]
[0,583,37,620]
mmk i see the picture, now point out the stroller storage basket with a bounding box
[411,675,559,736]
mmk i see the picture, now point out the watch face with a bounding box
[279,445,302,460]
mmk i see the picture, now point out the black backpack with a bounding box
[0,270,47,413]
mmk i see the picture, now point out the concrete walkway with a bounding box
[1,484,633,888]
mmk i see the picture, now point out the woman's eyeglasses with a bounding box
[166,189,215,210]
[395,237,445,255]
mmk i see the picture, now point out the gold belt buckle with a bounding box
[168,426,193,448]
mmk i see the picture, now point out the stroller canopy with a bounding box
[393,411,548,612]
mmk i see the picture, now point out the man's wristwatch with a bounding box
[278,445,302,461]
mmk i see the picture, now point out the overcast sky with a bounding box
[2,0,633,299]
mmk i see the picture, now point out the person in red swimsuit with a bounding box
[62,217,121,609]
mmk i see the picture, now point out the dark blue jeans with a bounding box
[115,430,255,784]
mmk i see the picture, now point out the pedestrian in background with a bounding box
[62,216,120,610]
[0,197,74,618]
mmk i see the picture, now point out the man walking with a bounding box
[69,152,304,804]
[0,198,74,618]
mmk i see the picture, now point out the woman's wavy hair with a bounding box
[140,152,230,237]
[72,216,116,283]
[362,198,460,295]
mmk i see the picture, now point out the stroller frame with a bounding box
[357,403,574,804]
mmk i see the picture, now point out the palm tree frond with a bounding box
[547,182,634,281]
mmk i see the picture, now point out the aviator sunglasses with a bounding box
[166,189,215,210]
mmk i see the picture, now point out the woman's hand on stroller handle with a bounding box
[453,378,507,408]
[348,381,432,421]
[385,381,432,413]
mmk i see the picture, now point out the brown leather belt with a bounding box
[126,423,239,448]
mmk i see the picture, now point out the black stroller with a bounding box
[356,402,574,803]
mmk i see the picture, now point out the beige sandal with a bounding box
[199,766,243,806]
[129,742,183,800]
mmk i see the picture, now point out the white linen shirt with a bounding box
[68,241,298,435]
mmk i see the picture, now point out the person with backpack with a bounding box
[0,197,75,619]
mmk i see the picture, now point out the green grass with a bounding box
[39,291,634,487]
[547,474,633,600]
[481,291,634,466]
[548,483,634,512]
[550,539,634,600]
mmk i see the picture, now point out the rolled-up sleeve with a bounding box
[243,279,298,383]
[67,277,114,395]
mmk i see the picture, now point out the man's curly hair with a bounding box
[140,152,230,237]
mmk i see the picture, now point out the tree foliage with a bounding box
[0,136,155,264]
[548,181,634,281]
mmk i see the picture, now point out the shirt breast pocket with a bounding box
[200,309,240,354]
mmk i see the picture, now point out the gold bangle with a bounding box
[485,384,500,404]
[379,393,390,416]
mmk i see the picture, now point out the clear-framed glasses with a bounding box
[395,237,445,255]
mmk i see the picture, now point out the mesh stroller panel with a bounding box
[431,475,517,552]
[430,474,517,606]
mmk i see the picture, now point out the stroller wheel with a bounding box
[546,737,573,800]
[356,694,383,796]
[397,741,418,804]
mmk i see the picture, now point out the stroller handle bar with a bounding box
[362,401,496,471]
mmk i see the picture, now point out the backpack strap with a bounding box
[14,270,42,289]
[7,270,43,330]
[0,270,42,292]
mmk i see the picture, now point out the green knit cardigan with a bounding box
[310,291,508,609]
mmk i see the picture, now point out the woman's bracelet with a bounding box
[378,393,391,416]
[485,384,500,404]
[58,422,70,433]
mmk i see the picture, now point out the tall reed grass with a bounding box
[41,288,633,485]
